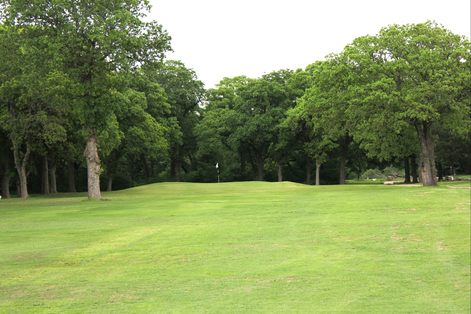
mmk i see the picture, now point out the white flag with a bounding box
[215,163,219,169]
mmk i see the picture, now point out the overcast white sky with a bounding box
[149,0,470,87]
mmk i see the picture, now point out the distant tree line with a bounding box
[0,1,469,199]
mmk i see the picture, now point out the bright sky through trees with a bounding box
[149,0,470,87]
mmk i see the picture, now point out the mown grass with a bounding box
[0,181,469,313]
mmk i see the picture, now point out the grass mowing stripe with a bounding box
[0,181,469,313]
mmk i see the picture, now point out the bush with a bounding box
[361,168,386,180]
[383,166,404,178]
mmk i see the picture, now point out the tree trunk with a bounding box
[240,153,247,179]
[107,173,113,192]
[13,143,30,199]
[1,156,11,198]
[339,155,347,184]
[170,146,182,182]
[49,161,57,193]
[68,160,76,193]
[84,132,101,199]
[416,123,437,186]
[1,170,10,199]
[170,157,181,181]
[305,158,312,185]
[404,157,411,183]
[143,157,150,179]
[16,179,20,197]
[315,160,321,186]
[338,137,349,185]
[277,164,283,182]
[41,155,50,195]
[18,166,28,199]
[255,154,264,181]
[437,162,443,181]
[1,174,10,198]
[174,158,182,181]
[411,154,419,183]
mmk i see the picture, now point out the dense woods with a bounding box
[0,1,470,199]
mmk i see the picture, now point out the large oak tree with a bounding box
[3,0,171,198]
[344,22,471,185]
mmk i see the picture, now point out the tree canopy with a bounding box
[0,13,469,199]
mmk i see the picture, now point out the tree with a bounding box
[147,60,204,181]
[269,69,311,182]
[340,36,420,183]
[4,0,172,198]
[195,107,242,182]
[344,22,471,185]
[195,77,250,182]
[102,73,169,190]
[227,72,294,180]
[285,100,336,185]
[302,60,354,184]
[0,25,68,198]
[0,130,13,198]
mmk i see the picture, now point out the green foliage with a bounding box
[1,0,173,195]
[0,26,68,149]
[198,71,303,180]
[285,99,336,164]
[5,0,170,131]
[345,22,471,160]
[146,60,204,180]
[360,166,404,180]
[383,166,402,178]
[360,168,386,180]
[1,16,470,190]
[99,71,171,185]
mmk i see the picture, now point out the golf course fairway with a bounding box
[0,181,469,313]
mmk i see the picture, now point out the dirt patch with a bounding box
[284,276,299,283]
[14,252,45,262]
[3,288,28,299]
[108,291,139,303]
[40,287,59,300]
[334,235,359,242]
[391,233,421,242]
[446,186,470,190]
[436,241,448,251]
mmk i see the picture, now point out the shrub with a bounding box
[361,168,386,180]
[383,166,404,178]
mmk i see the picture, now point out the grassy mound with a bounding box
[0,182,469,312]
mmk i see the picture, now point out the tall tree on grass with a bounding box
[0,130,13,198]
[344,22,471,186]
[148,61,204,181]
[0,25,69,198]
[235,71,296,180]
[284,100,336,185]
[302,60,355,184]
[200,72,300,181]
[271,69,311,182]
[103,73,169,190]
[340,35,420,183]
[3,0,171,198]
[195,77,249,181]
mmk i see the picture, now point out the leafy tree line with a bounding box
[196,22,470,186]
[0,1,469,200]
[0,0,206,199]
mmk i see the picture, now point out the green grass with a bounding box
[0,181,469,313]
